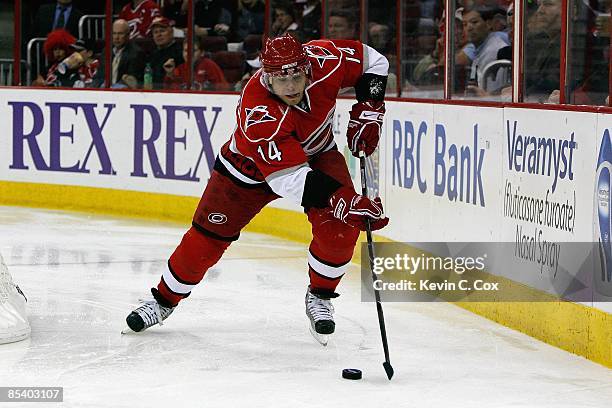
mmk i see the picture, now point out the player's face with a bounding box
[269,71,307,105]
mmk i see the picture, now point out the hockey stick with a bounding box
[358,150,394,380]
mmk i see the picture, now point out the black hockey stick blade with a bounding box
[383,361,394,380]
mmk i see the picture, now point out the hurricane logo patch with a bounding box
[245,105,277,129]
[305,45,338,68]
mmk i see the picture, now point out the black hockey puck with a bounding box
[342,368,362,380]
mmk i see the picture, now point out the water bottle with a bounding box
[57,52,84,75]
[57,61,69,75]
[143,63,153,90]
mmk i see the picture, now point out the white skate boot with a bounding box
[0,277,30,344]
[305,286,337,346]
[123,288,175,333]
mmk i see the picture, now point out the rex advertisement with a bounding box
[0,88,238,197]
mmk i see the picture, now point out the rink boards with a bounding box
[0,88,609,367]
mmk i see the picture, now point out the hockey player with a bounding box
[125,34,389,341]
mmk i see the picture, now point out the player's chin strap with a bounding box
[354,73,387,102]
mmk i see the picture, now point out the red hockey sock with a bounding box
[308,267,342,293]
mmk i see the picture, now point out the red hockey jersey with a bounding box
[119,0,161,39]
[219,39,368,189]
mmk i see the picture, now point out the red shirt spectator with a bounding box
[164,59,228,91]
[33,28,76,87]
[119,0,161,39]
[163,39,229,91]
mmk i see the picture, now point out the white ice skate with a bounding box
[305,287,336,346]
[0,276,30,344]
[123,289,175,334]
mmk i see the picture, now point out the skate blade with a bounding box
[309,325,329,346]
[121,326,134,335]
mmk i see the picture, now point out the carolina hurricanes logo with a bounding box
[305,45,338,69]
[245,105,277,128]
[208,213,227,224]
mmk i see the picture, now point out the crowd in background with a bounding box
[398,0,609,104]
[23,0,266,90]
[9,0,612,105]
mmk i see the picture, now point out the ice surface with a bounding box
[0,206,610,408]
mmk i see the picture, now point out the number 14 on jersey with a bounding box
[257,141,283,163]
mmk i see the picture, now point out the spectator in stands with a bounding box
[368,23,392,55]
[412,13,453,86]
[496,5,515,99]
[148,16,184,89]
[460,3,515,99]
[118,0,161,39]
[368,20,397,94]
[110,19,145,89]
[162,0,232,38]
[497,2,513,61]
[32,0,84,38]
[233,35,263,91]
[491,7,508,32]
[54,38,103,88]
[192,0,232,38]
[271,3,299,38]
[327,9,358,39]
[32,29,76,87]
[162,0,186,26]
[235,55,261,91]
[300,0,322,42]
[163,36,229,91]
[524,0,561,102]
[368,0,398,28]
[461,5,509,95]
[236,0,265,41]
[544,0,608,105]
